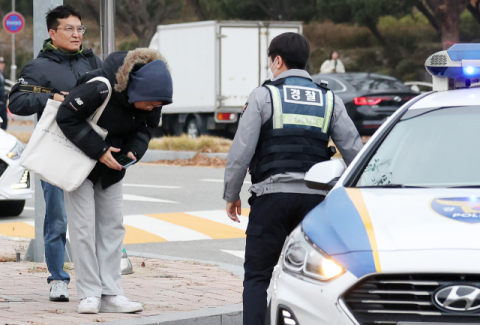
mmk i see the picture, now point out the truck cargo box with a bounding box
[149,20,303,137]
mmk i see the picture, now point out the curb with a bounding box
[86,251,244,325]
[142,150,227,162]
[84,304,242,325]
[126,251,244,279]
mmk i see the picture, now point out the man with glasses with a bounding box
[8,5,102,302]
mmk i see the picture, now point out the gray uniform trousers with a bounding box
[64,178,125,299]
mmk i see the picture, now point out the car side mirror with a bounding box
[304,160,346,191]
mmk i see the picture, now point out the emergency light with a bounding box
[425,44,480,91]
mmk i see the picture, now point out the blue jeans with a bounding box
[41,181,70,284]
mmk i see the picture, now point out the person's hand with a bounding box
[226,199,241,223]
[53,91,69,102]
[99,147,122,170]
[127,152,137,161]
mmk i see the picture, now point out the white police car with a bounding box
[0,117,31,216]
[270,44,480,325]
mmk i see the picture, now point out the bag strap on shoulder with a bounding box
[86,76,112,125]
[86,55,98,70]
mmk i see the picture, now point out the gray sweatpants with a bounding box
[64,178,125,299]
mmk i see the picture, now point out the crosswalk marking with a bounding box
[123,184,181,189]
[148,213,246,240]
[124,215,210,241]
[0,222,34,239]
[221,250,245,259]
[200,179,252,185]
[123,224,166,244]
[123,194,178,204]
[0,209,251,244]
[186,210,248,231]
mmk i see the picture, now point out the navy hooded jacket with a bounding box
[56,48,173,189]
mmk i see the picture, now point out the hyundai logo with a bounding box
[393,96,402,102]
[434,285,480,312]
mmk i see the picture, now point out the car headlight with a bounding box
[6,141,24,160]
[281,226,344,282]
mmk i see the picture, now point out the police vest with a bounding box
[249,76,335,184]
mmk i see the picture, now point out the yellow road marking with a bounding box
[241,209,250,217]
[0,222,34,239]
[123,225,167,244]
[147,213,246,239]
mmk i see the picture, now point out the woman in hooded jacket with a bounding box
[56,48,173,314]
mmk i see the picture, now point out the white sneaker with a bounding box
[100,295,143,313]
[49,280,69,302]
[78,296,101,314]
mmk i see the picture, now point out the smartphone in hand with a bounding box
[115,154,136,169]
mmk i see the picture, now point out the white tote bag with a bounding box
[20,76,112,192]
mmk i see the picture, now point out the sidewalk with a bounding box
[0,238,243,324]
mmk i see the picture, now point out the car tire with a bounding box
[186,118,200,139]
[0,200,25,217]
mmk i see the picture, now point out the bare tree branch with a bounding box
[114,0,182,47]
[414,0,441,33]
[185,0,207,20]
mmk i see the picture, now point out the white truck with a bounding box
[149,20,303,138]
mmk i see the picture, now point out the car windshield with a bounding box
[356,106,480,188]
[343,75,409,92]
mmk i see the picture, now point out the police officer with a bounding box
[223,33,363,325]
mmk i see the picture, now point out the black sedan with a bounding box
[312,73,419,135]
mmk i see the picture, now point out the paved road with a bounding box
[0,164,251,266]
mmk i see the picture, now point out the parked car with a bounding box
[404,81,433,93]
[0,117,31,216]
[312,73,419,135]
[270,86,480,324]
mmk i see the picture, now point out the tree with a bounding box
[184,0,207,20]
[317,0,470,49]
[189,0,318,22]
[82,0,183,48]
[0,0,32,18]
[316,0,415,45]
[467,0,480,25]
[416,0,469,49]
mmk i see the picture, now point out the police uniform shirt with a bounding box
[223,69,363,202]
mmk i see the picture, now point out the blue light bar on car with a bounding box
[425,44,480,90]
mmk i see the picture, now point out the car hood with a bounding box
[302,187,480,277]
[0,129,16,151]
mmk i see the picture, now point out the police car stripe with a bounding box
[302,187,378,278]
[266,85,284,129]
[345,188,382,272]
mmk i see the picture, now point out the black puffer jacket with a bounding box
[8,40,102,118]
[57,49,168,189]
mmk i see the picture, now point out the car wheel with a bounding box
[187,119,200,139]
[0,200,25,217]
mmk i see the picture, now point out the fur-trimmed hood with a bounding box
[95,48,169,94]
[77,48,172,106]
[114,48,170,93]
